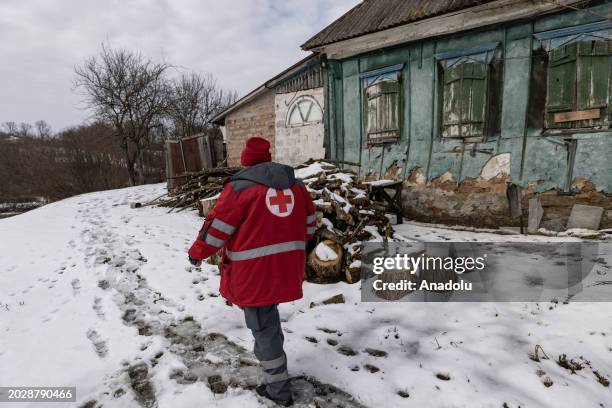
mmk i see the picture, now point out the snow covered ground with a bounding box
[1,183,611,408]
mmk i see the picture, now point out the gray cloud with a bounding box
[0,0,359,131]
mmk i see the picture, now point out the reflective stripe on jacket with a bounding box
[188,162,315,307]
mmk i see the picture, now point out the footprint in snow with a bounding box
[364,348,388,357]
[317,327,338,334]
[93,297,105,320]
[337,345,358,356]
[71,279,81,296]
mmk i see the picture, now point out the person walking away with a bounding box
[187,136,316,406]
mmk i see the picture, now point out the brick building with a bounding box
[213,54,325,166]
[217,88,276,167]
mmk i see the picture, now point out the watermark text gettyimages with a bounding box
[361,242,612,302]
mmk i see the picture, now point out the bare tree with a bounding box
[18,123,33,137]
[2,121,18,136]
[74,44,170,185]
[166,72,237,138]
[34,120,53,139]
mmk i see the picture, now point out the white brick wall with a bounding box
[274,88,325,166]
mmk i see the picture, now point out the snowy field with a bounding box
[1,183,611,408]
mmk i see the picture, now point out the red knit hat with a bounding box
[240,136,271,166]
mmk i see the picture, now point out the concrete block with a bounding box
[527,198,543,233]
[566,204,604,230]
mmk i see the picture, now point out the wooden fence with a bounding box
[165,133,226,189]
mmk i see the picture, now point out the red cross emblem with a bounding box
[265,188,294,217]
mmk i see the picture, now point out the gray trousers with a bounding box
[243,304,291,400]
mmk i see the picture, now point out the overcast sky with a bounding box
[0,0,359,132]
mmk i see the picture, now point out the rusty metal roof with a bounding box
[302,0,497,50]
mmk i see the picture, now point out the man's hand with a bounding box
[188,256,202,267]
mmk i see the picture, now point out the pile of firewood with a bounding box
[146,160,399,284]
[148,167,241,214]
[296,160,397,285]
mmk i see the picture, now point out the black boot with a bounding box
[256,384,293,407]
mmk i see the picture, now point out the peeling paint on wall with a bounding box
[325,4,612,229]
[480,153,510,180]
[402,167,511,228]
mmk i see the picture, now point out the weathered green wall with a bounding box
[325,1,612,194]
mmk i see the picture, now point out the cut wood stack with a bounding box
[295,160,399,284]
[147,160,401,284]
[147,167,241,215]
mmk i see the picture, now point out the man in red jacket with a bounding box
[188,136,315,406]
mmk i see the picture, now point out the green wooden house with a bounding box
[303,0,612,230]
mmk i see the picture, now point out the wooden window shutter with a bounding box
[545,40,611,130]
[365,78,400,143]
[546,43,578,129]
[442,62,488,138]
[576,41,610,127]
[442,64,461,137]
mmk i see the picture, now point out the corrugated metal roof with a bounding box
[302,0,497,50]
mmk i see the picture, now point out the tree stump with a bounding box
[373,268,418,301]
[308,240,343,283]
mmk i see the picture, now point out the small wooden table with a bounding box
[365,180,404,224]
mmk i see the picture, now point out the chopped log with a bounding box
[317,228,344,244]
[374,267,418,301]
[199,196,218,217]
[322,294,345,305]
[315,202,334,214]
[207,253,222,267]
[349,196,370,206]
[308,240,343,283]
[332,202,353,223]
[345,264,361,284]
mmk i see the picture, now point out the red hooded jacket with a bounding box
[188,162,316,307]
